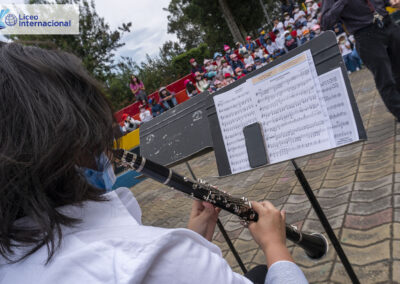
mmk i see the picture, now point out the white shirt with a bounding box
[0,188,308,284]
[307,19,318,30]
[273,22,285,34]
[139,110,152,123]
[222,65,234,76]
[339,41,352,56]
[307,3,319,18]
[244,56,254,66]
[284,18,295,28]
[275,35,286,50]
[294,11,306,22]
[255,49,265,59]
[266,42,278,55]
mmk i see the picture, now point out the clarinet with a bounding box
[113,149,328,260]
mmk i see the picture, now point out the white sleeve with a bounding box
[266,261,308,284]
[138,229,253,284]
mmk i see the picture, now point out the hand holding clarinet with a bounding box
[187,199,294,267]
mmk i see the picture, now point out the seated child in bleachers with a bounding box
[139,105,153,123]
[223,73,236,85]
[245,64,254,73]
[235,67,246,79]
[184,79,198,97]
[195,72,210,93]
[243,52,254,66]
[221,59,234,77]
[122,113,141,134]
[149,99,164,117]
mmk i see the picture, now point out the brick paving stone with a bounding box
[341,223,391,246]
[291,245,335,268]
[266,195,288,208]
[306,159,331,171]
[323,175,355,188]
[300,262,333,283]
[354,174,392,190]
[283,201,311,212]
[223,220,244,231]
[394,223,400,239]
[360,154,392,165]
[308,203,347,220]
[395,209,400,222]
[317,193,351,209]
[265,187,291,199]
[357,166,393,182]
[303,215,344,231]
[395,173,400,183]
[393,261,400,283]
[232,238,259,254]
[334,146,362,158]
[237,228,253,241]
[325,168,358,180]
[343,240,390,266]
[364,136,394,149]
[394,195,400,208]
[286,208,309,224]
[331,262,389,284]
[348,195,392,215]
[345,208,392,229]
[287,194,309,204]
[318,184,353,198]
[359,161,394,173]
[394,240,400,259]
[251,249,266,266]
[225,248,258,270]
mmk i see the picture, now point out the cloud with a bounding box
[94,0,177,63]
[0,0,177,64]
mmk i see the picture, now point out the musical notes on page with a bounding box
[248,50,335,164]
[213,50,360,176]
[213,82,257,174]
[319,68,359,146]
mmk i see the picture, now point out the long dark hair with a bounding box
[0,43,117,263]
[130,75,142,86]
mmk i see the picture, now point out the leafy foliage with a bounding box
[11,0,131,83]
[165,0,280,52]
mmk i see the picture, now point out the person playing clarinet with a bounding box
[0,43,308,284]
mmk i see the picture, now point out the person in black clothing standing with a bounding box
[321,0,400,121]
[280,0,295,17]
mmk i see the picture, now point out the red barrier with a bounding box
[115,74,193,122]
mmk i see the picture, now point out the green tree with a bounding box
[165,0,268,52]
[10,0,131,82]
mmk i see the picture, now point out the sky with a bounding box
[0,0,178,64]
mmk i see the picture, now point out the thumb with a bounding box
[280,210,286,223]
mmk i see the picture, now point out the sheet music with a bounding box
[319,68,359,146]
[248,50,335,164]
[213,82,257,174]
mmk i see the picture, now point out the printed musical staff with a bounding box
[249,50,334,163]
[213,51,358,176]
[214,82,258,173]
[319,68,359,146]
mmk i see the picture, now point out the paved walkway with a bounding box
[131,69,400,283]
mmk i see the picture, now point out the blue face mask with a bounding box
[78,153,116,192]
[286,35,293,40]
